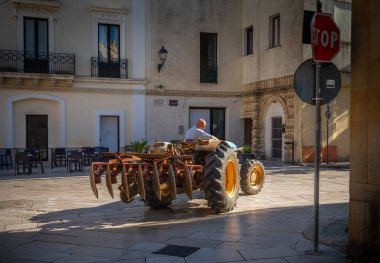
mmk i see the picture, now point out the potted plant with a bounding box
[242,144,255,160]
[129,140,150,153]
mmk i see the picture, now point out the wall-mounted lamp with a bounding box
[158,46,168,73]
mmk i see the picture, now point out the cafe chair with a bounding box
[67,150,84,173]
[82,147,95,166]
[24,148,44,174]
[51,148,67,168]
[15,152,32,175]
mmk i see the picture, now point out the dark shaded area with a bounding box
[153,244,200,257]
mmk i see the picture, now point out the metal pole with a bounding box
[312,0,322,255]
[326,103,330,164]
[313,62,321,254]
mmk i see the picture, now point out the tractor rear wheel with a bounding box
[204,141,240,213]
[240,159,265,195]
[144,181,172,209]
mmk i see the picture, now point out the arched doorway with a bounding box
[7,94,65,148]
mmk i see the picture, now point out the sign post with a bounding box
[294,2,341,255]
[313,62,322,254]
[310,2,340,255]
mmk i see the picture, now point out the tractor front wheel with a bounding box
[204,141,240,213]
[240,159,265,195]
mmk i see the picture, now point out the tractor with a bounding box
[89,139,265,213]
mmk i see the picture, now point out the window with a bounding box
[245,26,253,55]
[200,32,217,83]
[98,24,120,78]
[189,108,225,139]
[24,17,48,73]
[270,15,280,48]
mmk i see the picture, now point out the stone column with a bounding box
[348,0,380,258]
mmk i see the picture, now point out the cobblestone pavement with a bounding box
[0,161,354,262]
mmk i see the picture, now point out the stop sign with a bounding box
[311,13,340,62]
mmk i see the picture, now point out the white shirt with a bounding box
[185,126,214,140]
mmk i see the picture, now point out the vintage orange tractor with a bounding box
[90,139,265,213]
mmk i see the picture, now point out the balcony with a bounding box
[91,57,128,79]
[0,49,75,75]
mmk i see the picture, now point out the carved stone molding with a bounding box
[243,74,294,94]
[242,75,295,162]
[12,0,60,18]
[91,7,127,22]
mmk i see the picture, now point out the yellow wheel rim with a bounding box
[225,160,237,198]
[251,165,264,186]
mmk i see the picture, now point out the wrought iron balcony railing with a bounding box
[0,49,75,75]
[91,57,128,79]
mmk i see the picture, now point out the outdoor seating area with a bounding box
[0,146,112,176]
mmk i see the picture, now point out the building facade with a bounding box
[0,0,351,164]
[0,0,146,153]
[241,0,351,163]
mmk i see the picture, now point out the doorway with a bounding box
[100,116,119,152]
[271,117,283,159]
[243,118,252,145]
[265,102,285,160]
[26,115,48,160]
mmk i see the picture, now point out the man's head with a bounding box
[196,119,206,130]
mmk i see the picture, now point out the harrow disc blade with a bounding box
[153,163,161,200]
[121,164,130,201]
[168,165,177,199]
[90,164,98,198]
[184,165,193,200]
[137,164,145,201]
[106,165,114,199]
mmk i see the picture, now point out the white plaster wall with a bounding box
[0,3,18,49]
[146,0,242,93]
[145,95,243,146]
[145,0,243,145]
[242,0,304,84]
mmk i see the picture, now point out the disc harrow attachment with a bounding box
[90,152,202,205]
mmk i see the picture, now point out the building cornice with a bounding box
[146,89,241,98]
[11,0,60,15]
[243,74,294,95]
[90,6,128,15]
[75,76,147,85]
[0,73,147,93]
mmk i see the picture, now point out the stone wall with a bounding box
[348,0,380,258]
[242,75,294,162]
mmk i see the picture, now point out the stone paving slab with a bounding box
[0,160,357,262]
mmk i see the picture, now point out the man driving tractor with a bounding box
[185,118,217,141]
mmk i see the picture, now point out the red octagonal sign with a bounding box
[311,13,340,62]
